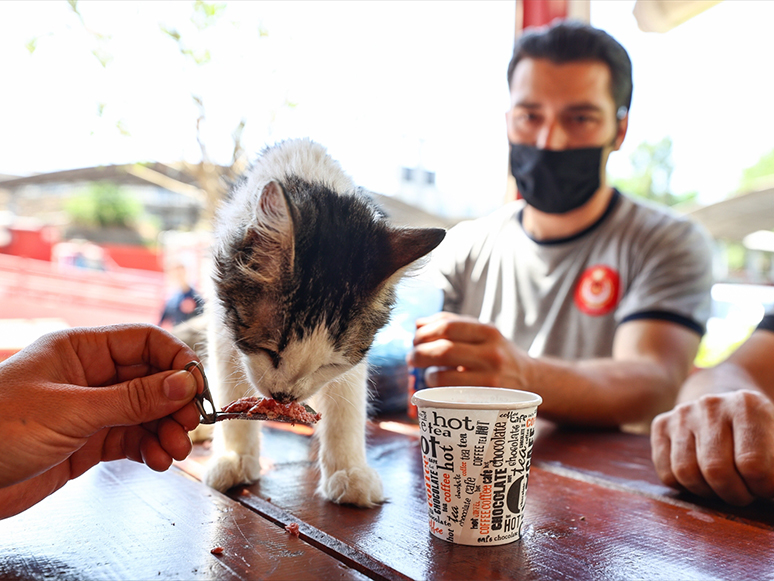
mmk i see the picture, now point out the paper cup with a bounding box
[412,387,542,546]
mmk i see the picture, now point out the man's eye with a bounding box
[567,114,598,125]
[516,112,540,123]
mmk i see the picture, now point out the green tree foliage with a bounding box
[612,137,696,207]
[27,2,288,226]
[191,1,227,31]
[739,148,774,193]
[160,2,227,66]
[65,182,142,229]
[66,0,113,67]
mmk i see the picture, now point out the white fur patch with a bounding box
[214,139,356,252]
[242,325,351,403]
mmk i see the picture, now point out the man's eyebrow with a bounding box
[512,102,605,113]
[513,100,542,109]
[564,103,604,114]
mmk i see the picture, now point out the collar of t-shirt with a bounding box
[517,189,622,246]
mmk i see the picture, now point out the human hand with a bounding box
[406,312,531,389]
[0,324,203,519]
[651,390,774,506]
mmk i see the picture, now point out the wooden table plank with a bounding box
[186,422,774,581]
[0,459,369,581]
[531,421,774,530]
[520,469,774,581]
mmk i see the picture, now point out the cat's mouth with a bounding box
[270,391,295,404]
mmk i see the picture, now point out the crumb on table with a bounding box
[285,522,300,537]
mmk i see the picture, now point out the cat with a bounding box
[202,138,445,507]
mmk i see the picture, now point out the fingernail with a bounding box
[164,370,197,401]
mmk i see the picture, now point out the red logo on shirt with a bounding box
[574,265,621,316]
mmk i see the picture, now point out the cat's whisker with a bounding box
[248,367,272,399]
[315,388,347,412]
[334,392,359,412]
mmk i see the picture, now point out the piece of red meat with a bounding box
[222,396,321,424]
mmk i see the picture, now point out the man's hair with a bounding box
[507,20,633,116]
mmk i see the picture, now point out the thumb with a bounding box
[88,369,198,428]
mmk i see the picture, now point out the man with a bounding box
[159,261,206,329]
[408,21,712,427]
[651,313,774,506]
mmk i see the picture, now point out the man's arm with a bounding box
[677,327,774,403]
[409,314,700,427]
[650,328,774,505]
[527,319,700,426]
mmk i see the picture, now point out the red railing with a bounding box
[0,253,165,328]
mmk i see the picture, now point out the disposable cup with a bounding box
[411,387,542,546]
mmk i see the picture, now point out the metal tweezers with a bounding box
[184,361,318,425]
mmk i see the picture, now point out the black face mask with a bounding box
[509,144,604,214]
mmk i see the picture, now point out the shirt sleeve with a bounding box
[757,313,774,333]
[616,215,714,336]
[424,219,479,314]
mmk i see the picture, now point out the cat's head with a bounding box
[213,177,445,403]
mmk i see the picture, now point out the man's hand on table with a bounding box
[651,389,774,506]
[406,312,694,428]
[0,324,203,519]
[407,312,532,389]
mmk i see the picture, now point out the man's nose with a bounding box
[536,119,568,150]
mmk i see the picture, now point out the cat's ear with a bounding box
[381,227,446,280]
[242,181,295,283]
[256,180,293,231]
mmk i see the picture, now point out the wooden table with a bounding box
[2,419,772,580]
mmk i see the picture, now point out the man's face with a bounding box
[506,57,626,151]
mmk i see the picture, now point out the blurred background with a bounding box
[1,1,773,400]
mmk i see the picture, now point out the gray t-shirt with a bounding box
[429,191,713,360]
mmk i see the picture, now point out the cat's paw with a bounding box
[203,451,261,492]
[318,466,384,508]
[189,423,214,443]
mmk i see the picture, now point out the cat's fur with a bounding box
[202,138,445,506]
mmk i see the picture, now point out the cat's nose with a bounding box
[271,391,295,404]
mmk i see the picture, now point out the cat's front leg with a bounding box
[202,318,263,492]
[314,361,384,508]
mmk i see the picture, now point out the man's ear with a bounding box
[613,114,629,151]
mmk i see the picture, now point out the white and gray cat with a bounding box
[202,138,445,507]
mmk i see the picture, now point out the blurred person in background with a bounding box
[408,20,712,428]
[159,261,205,329]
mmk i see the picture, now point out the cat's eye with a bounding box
[228,304,250,329]
[322,363,342,370]
[259,347,281,366]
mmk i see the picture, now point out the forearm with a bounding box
[677,330,774,404]
[677,363,760,404]
[526,356,680,427]
[411,317,696,427]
